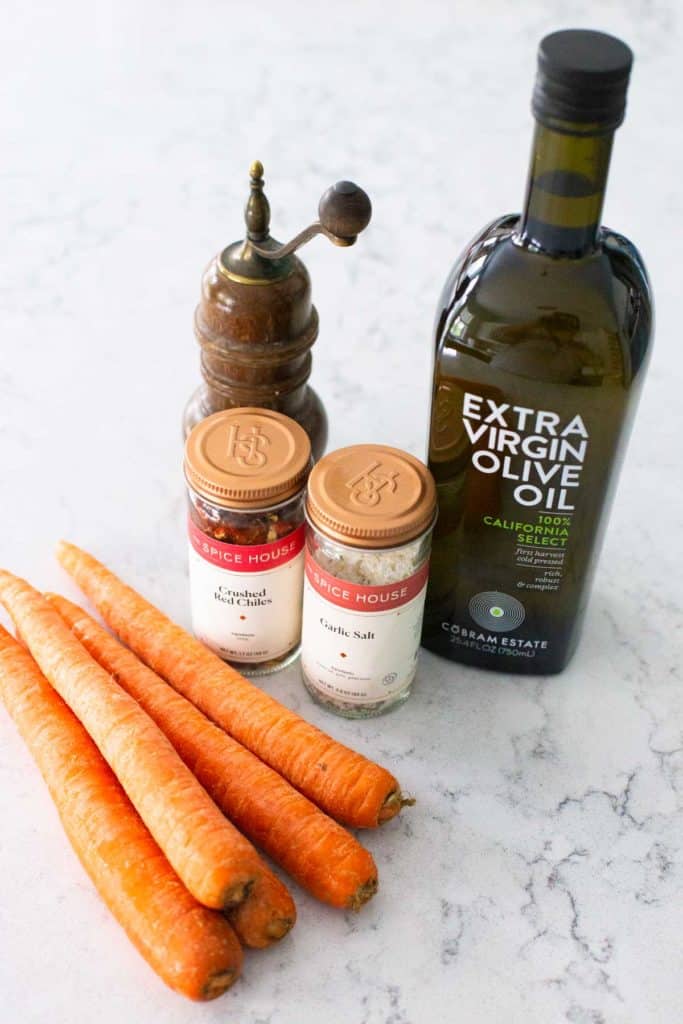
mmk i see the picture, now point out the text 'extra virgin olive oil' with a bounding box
[422,30,653,675]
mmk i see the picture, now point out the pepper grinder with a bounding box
[183,161,372,459]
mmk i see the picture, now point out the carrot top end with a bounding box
[348,878,379,912]
[200,968,240,1000]
[377,789,415,824]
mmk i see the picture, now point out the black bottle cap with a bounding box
[532,29,633,133]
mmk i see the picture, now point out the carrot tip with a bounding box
[378,790,415,823]
[266,916,296,941]
[348,878,378,912]
[202,968,239,1000]
[223,880,254,910]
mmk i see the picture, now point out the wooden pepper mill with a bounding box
[183,161,372,459]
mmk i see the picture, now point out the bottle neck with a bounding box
[518,122,614,256]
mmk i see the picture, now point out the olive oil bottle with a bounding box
[422,30,653,674]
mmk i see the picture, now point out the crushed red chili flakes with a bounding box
[189,494,301,546]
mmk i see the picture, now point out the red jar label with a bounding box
[301,551,430,705]
[304,553,430,611]
[187,520,305,663]
[188,520,305,572]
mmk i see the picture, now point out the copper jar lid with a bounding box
[184,408,311,509]
[306,444,437,548]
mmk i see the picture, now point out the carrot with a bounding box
[55,541,408,828]
[49,593,379,910]
[228,871,296,948]
[0,570,264,910]
[47,593,299,946]
[0,625,242,1000]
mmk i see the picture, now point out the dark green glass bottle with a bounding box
[422,30,653,674]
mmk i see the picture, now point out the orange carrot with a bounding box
[0,625,242,1000]
[56,541,407,828]
[228,872,296,948]
[0,570,264,910]
[49,593,379,909]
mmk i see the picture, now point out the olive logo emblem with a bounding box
[468,592,526,632]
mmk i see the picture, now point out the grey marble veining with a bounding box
[1,2,681,1022]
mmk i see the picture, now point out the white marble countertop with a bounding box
[1,2,681,1022]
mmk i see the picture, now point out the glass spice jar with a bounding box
[301,444,437,717]
[184,408,311,675]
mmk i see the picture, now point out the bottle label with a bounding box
[461,390,590,598]
[461,390,590,515]
[188,519,305,663]
[429,386,595,665]
[301,552,429,704]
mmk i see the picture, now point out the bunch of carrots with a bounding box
[0,542,412,1001]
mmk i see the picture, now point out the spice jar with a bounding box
[184,408,311,675]
[301,444,437,717]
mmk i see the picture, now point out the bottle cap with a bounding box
[184,408,311,509]
[532,29,633,133]
[306,444,437,549]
